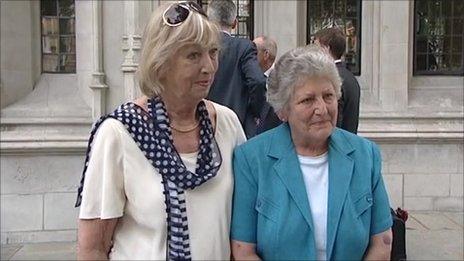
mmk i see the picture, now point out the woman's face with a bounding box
[283,76,338,145]
[161,43,219,102]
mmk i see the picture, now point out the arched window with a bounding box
[414,0,463,75]
[41,0,75,73]
[307,0,362,75]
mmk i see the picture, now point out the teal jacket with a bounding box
[231,124,392,260]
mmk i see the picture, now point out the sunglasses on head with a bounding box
[163,1,207,27]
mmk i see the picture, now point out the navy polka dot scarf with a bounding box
[75,96,222,260]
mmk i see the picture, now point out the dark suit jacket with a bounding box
[208,32,267,138]
[256,101,282,134]
[336,61,361,134]
[256,73,282,134]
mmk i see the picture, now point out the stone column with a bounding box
[376,0,410,111]
[121,1,141,100]
[89,0,108,119]
[253,0,299,56]
[121,1,153,100]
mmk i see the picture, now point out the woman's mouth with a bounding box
[196,80,211,87]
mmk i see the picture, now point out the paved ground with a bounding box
[1,211,463,260]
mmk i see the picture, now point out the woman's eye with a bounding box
[324,93,334,99]
[300,97,313,104]
[187,52,201,60]
[209,48,218,56]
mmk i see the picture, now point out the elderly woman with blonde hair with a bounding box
[75,1,245,260]
[231,45,393,260]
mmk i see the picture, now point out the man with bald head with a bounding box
[253,36,277,77]
[253,35,281,134]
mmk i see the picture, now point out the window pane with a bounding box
[60,54,76,72]
[439,54,451,70]
[416,54,428,71]
[452,36,462,53]
[41,0,76,73]
[345,19,357,53]
[453,19,463,35]
[309,0,321,17]
[346,0,357,17]
[42,36,59,54]
[451,55,463,70]
[307,0,361,75]
[235,0,253,38]
[414,0,463,75]
[429,1,442,16]
[59,18,75,34]
[59,0,75,17]
[416,0,428,14]
[442,0,452,16]
[43,54,60,72]
[416,36,428,53]
[334,0,344,17]
[238,0,249,16]
[42,17,59,35]
[60,36,75,53]
[428,54,439,71]
[41,0,57,16]
[453,0,464,18]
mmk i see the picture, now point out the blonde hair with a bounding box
[137,2,220,97]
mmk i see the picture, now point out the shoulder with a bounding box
[208,100,245,140]
[230,37,255,52]
[333,128,375,148]
[96,117,127,137]
[209,100,240,124]
[331,128,380,161]
[236,125,280,155]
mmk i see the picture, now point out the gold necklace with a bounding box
[170,121,200,133]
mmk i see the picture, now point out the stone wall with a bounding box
[381,142,463,211]
[1,154,83,244]
[1,0,462,244]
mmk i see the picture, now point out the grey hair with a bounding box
[267,44,342,113]
[207,0,237,27]
[255,35,277,59]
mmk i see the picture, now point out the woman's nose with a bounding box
[314,98,328,115]
[201,53,216,74]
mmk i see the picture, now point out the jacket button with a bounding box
[367,197,373,203]
[257,200,262,207]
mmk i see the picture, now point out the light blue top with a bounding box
[231,124,393,260]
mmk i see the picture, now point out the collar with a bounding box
[221,30,231,36]
[264,63,275,77]
[334,59,342,64]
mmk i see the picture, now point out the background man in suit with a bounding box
[314,27,361,134]
[253,35,282,134]
[253,36,277,77]
[207,0,267,138]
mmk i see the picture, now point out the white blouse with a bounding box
[298,152,329,260]
[79,102,246,260]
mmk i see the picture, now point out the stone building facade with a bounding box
[1,0,463,244]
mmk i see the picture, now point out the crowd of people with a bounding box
[75,0,392,260]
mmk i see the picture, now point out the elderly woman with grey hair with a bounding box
[231,45,393,260]
[75,1,245,260]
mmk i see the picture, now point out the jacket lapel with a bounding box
[268,124,314,230]
[326,129,355,260]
